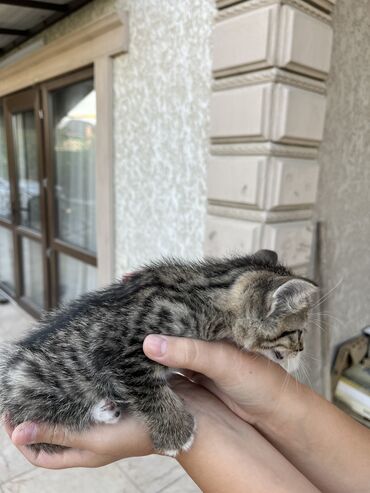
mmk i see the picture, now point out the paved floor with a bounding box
[0,301,200,493]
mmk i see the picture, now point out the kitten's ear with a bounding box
[253,249,278,266]
[267,278,318,319]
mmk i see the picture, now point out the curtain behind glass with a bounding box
[0,107,11,220]
[52,80,96,254]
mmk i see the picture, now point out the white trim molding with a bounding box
[0,12,129,287]
[213,1,333,79]
[210,82,327,146]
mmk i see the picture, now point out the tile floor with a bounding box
[0,301,200,493]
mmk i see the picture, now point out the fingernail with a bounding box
[13,423,37,444]
[145,335,167,357]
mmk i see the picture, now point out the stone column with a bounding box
[206,0,335,391]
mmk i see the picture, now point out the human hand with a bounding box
[7,337,300,471]
[5,413,153,469]
[7,378,319,493]
[6,376,244,470]
[143,335,302,426]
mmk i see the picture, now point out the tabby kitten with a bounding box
[0,250,317,456]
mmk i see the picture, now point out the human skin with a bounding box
[144,336,370,493]
[7,377,318,493]
[8,336,370,492]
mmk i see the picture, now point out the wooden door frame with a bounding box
[41,66,97,307]
[2,87,48,317]
[0,12,129,299]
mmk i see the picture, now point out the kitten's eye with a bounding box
[280,330,294,338]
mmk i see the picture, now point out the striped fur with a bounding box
[0,251,317,455]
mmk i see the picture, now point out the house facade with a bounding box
[0,0,369,396]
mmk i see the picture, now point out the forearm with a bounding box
[256,379,370,493]
[177,403,319,493]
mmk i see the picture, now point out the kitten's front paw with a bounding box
[92,399,121,424]
[153,411,196,457]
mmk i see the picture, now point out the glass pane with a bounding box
[58,253,96,304]
[21,237,44,309]
[52,80,96,253]
[0,226,14,292]
[12,111,41,230]
[0,106,11,220]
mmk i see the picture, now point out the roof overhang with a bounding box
[0,0,93,58]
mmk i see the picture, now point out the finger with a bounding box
[12,415,152,456]
[12,422,75,448]
[144,335,253,384]
[14,443,111,470]
[188,373,243,415]
[169,368,199,382]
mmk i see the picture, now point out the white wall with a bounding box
[113,0,214,273]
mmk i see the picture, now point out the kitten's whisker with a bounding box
[280,366,291,398]
[300,359,313,390]
[311,278,343,309]
[302,363,312,389]
[303,352,320,362]
[311,312,345,327]
[308,319,329,333]
[309,316,332,334]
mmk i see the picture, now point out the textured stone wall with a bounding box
[114,0,214,273]
[315,0,370,394]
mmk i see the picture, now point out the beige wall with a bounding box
[315,0,370,394]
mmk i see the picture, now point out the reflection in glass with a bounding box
[0,226,14,292]
[52,80,96,253]
[12,111,40,230]
[0,107,11,220]
[58,253,96,304]
[21,237,43,309]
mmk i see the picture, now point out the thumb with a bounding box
[12,422,79,448]
[143,335,248,384]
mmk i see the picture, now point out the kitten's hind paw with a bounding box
[154,414,196,457]
[92,399,121,424]
[162,431,195,457]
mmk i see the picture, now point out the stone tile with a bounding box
[159,473,201,493]
[117,455,184,493]
[0,427,34,484]
[1,463,140,493]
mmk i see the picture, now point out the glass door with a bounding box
[42,68,97,306]
[0,67,97,317]
[3,88,47,316]
[0,104,15,295]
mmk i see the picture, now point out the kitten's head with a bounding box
[230,250,318,371]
